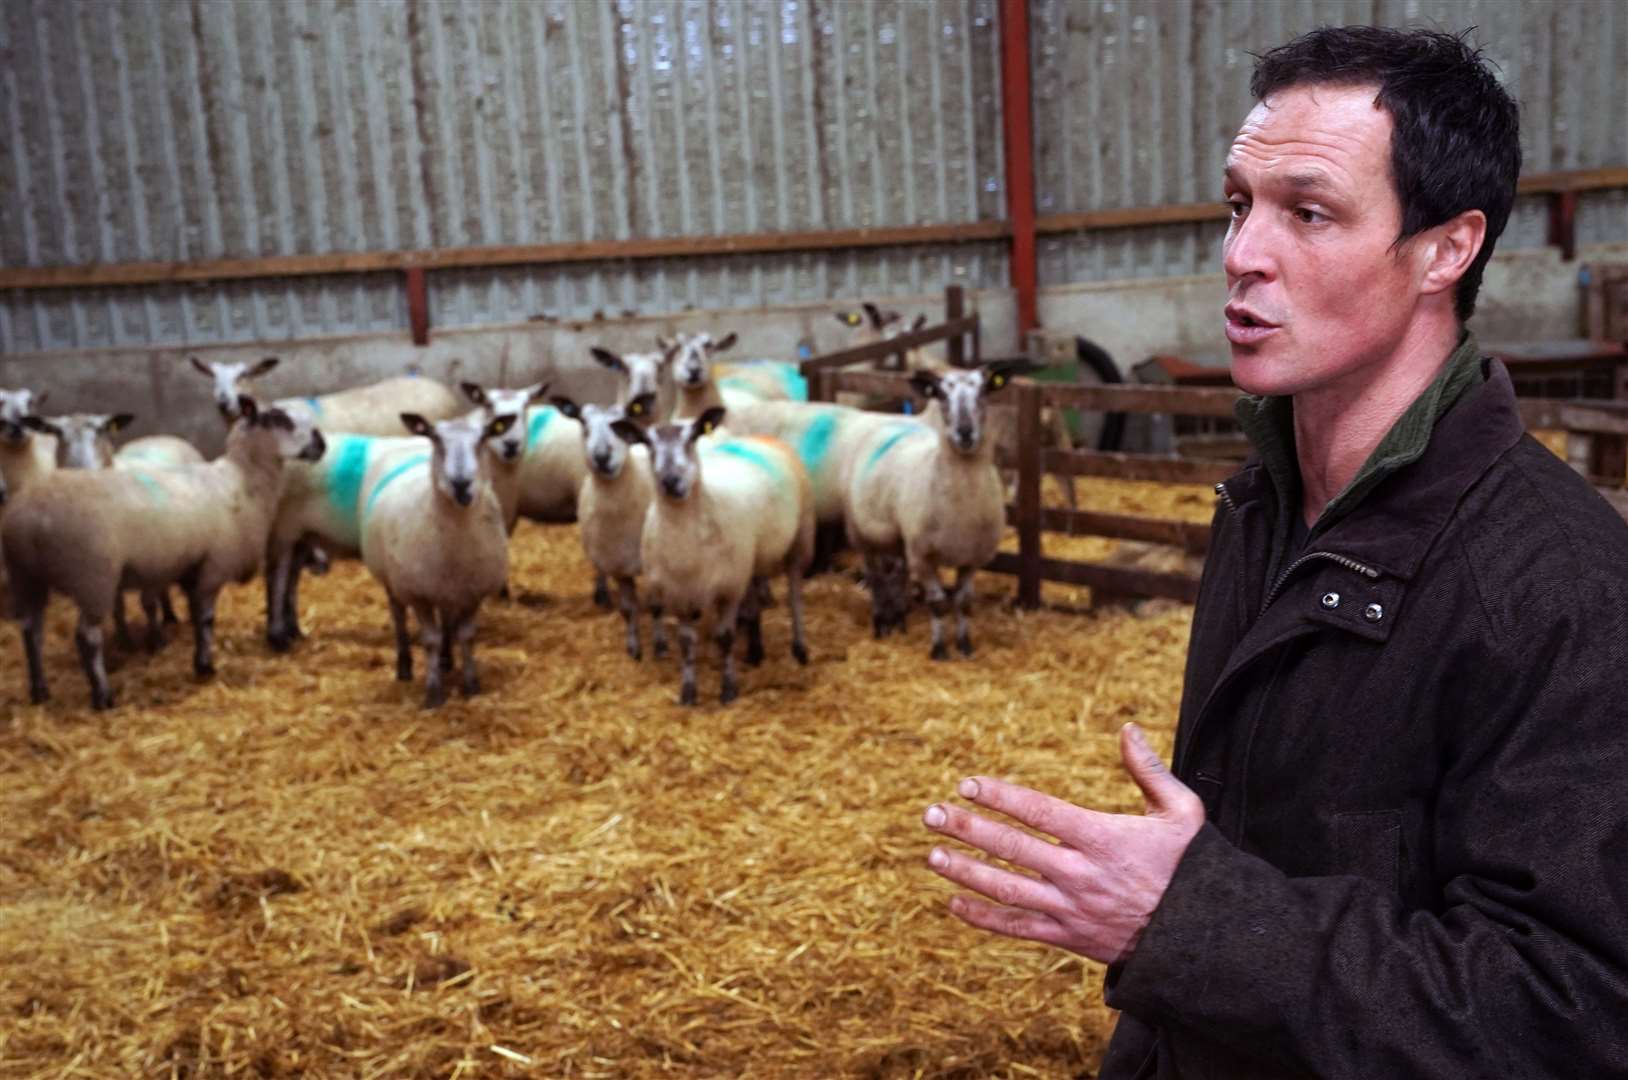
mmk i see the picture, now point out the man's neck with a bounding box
[1292,317,1461,526]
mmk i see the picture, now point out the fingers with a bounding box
[1119,723,1205,824]
[926,842,1067,916]
[923,797,1076,880]
[940,774,1103,853]
[942,892,1076,951]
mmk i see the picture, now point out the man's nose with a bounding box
[1221,207,1275,283]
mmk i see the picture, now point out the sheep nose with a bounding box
[661,475,685,498]
[451,478,474,505]
[594,450,612,471]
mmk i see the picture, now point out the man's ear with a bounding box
[1418,208,1488,300]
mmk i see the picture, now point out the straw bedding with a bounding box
[0,477,1211,1078]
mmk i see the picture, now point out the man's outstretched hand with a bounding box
[923,722,1205,965]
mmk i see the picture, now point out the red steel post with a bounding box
[1000,0,1039,337]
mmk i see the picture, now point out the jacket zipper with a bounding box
[1260,550,1379,615]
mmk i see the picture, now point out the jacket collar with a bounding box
[1223,357,1526,581]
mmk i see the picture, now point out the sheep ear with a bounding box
[237,395,260,423]
[107,413,136,433]
[910,314,928,332]
[550,396,582,421]
[983,360,1023,393]
[247,356,280,379]
[711,332,738,353]
[862,302,884,329]
[655,334,675,352]
[910,370,942,400]
[590,347,627,373]
[21,416,60,438]
[836,311,863,328]
[610,418,649,447]
[484,414,516,440]
[689,406,727,442]
[460,381,488,406]
[526,381,551,404]
[400,412,433,438]
[188,356,213,377]
[624,392,656,419]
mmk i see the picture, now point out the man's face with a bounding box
[1222,84,1424,397]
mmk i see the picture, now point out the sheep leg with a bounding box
[160,588,180,625]
[617,577,642,660]
[677,617,699,706]
[74,616,114,711]
[112,590,136,650]
[455,614,480,698]
[649,600,669,660]
[786,566,810,666]
[140,591,166,653]
[738,581,764,667]
[388,594,413,682]
[265,547,297,652]
[20,603,49,704]
[186,587,219,678]
[915,562,952,661]
[952,567,977,656]
[593,572,612,609]
[714,603,741,705]
[416,604,446,708]
[863,553,891,639]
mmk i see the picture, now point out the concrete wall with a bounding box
[4,243,1623,456]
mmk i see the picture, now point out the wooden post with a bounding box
[404,267,430,346]
[1015,382,1044,608]
[946,284,966,368]
[1548,191,1577,262]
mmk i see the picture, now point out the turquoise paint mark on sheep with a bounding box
[131,471,167,504]
[363,453,430,520]
[797,412,840,479]
[711,441,786,489]
[862,425,925,477]
[325,435,372,532]
[527,407,557,450]
[304,396,324,417]
[724,360,808,402]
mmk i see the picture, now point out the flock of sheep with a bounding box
[0,304,1020,710]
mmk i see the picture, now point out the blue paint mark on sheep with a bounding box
[527,407,557,450]
[710,440,787,489]
[304,396,324,417]
[862,425,926,476]
[363,454,430,520]
[130,471,167,504]
[325,435,372,531]
[797,412,840,479]
[724,360,808,402]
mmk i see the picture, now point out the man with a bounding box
[923,26,1628,1078]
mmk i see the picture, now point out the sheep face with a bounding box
[592,347,669,406]
[461,380,548,464]
[28,413,133,469]
[401,412,513,508]
[554,393,653,479]
[613,407,723,502]
[911,363,1018,456]
[190,356,280,422]
[663,331,739,390]
[0,388,43,445]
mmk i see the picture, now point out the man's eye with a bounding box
[1226,199,1249,219]
[1293,207,1324,224]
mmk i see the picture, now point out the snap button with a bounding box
[1320,592,1340,609]
[1364,602,1384,622]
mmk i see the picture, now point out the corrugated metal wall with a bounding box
[2,0,1623,354]
[1031,0,1628,286]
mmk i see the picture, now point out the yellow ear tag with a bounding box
[846,313,860,326]
[991,374,1007,389]
[628,401,644,416]
[702,421,714,435]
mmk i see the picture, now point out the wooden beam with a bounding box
[1519,399,1628,435]
[1037,449,1237,486]
[1037,381,1241,418]
[1518,166,1628,196]
[800,320,980,375]
[1005,506,1213,553]
[404,267,429,347]
[1015,383,1044,608]
[986,552,1202,603]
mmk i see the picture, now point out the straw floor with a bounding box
[0,477,1211,1079]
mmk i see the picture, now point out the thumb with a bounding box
[1120,723,1201,822]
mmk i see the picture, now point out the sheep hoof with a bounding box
[266,630,293,654]
[626,644,642,661]
[719,681,739,705]
[194,661,216,679]
[593,584,612,609]
[680,683,697,706]
[30,685,49,705]
[461,676,480,698]
[145,634,166,655]
[745,643,765,667]
[653,641,669,660]
[957,634,974,657]
[930,642,950,661]
[91,691,114,711]
[422,686,447,709]
[792,642,809,666]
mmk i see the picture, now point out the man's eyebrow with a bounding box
[1282,169,1339,192]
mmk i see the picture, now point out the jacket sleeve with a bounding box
[1105,557,1628,1077]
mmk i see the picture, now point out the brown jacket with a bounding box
[1100,360,1628,1078]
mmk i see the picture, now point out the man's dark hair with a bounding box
[1251,26,1521,321]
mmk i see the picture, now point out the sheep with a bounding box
[258,381,530,653]
[190,355,464,434]
[0,388,57,502]
[660,331,807,419]
[550,392,663,659]
[612,408,814,705]
[591,346,675,420]
[359,411,515,708]
[116,435,207,470]
[2,396,325,709]
[457,380,550,532]
[844,361,1022,659]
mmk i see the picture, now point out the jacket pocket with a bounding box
[1333,809,1402,893]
